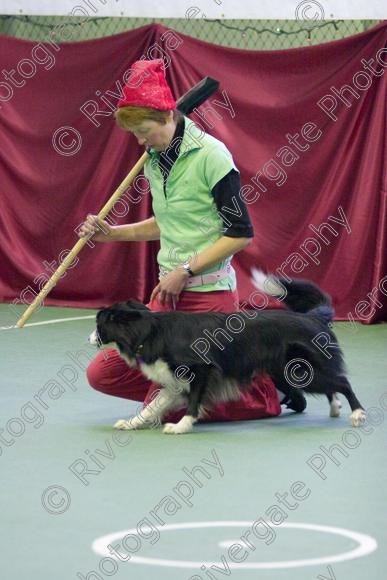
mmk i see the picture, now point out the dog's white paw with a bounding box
[163,416,195,435]
[163,422,192,435]
[114,418,141,430]
[350,408,366,427]
[330,395,342,418]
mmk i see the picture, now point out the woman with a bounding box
[81,59,281,424]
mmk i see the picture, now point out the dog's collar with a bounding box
[135,344,144,366]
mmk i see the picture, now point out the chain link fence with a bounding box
[0,15,381,50]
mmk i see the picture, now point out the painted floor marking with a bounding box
[1,314,95,330]
[92,521,378,570]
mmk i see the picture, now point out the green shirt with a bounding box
[144,118,238,292]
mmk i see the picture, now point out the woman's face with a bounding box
[128,113,176,152]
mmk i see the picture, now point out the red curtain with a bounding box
[0,22,386,322]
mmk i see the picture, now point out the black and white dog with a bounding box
[88,272,365,434]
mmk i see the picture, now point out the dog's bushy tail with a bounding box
[251,268,332,313]
[306,305,334,324]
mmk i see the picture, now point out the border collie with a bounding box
[88,272,365,434]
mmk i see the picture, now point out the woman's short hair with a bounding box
[114,106,178,130]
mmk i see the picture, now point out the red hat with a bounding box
[117,59,176,110]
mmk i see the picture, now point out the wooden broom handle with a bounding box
[16,151,149,328]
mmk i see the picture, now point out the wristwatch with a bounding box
[182,262,194,277]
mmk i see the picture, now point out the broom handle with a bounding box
[16,151,149,328]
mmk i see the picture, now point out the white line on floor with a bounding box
[1,315,95,330]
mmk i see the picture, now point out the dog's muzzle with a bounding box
[88,330,100,347]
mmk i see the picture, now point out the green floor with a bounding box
[1,303,386,580]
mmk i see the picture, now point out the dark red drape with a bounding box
[0,22,386,322]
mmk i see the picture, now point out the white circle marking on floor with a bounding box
[92,521,377,569]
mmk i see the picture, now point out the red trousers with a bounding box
[86,289,281,422]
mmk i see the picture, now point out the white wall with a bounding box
[0,0,385,19]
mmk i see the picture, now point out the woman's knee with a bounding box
[85,350,150,401]
[86,350,118,393]
[86,357,105,392]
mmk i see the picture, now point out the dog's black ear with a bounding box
[111,309,144,324]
